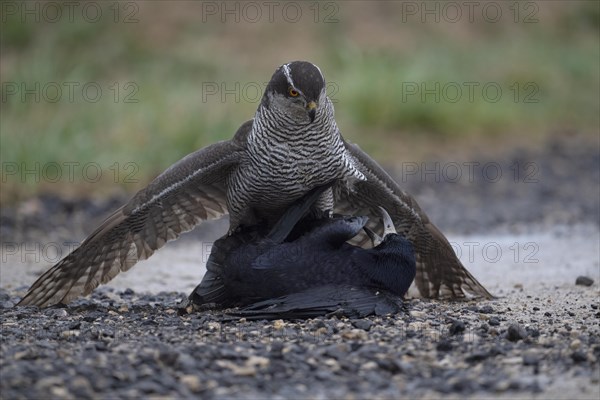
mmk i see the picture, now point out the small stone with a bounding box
[157,351,179,366]
[494,379,511,391]
[352,320,373,331]
[180,375,202,392]
[323,358,341,372]
[502,356,524,365]
[314,320,327,329]
[410,310,426,318]
[273,320,285,330]
[479,305,494,314]
[270,341,284,358]
[62,329,81,339]
[315,370,334,381]
[465,352,489,363]
[216,357,268,377]
[50,386,70,398]
[341,329,368,341]
[507,323,527,342]
[571,351,587,363]
[523,353,540,366]
[527,327,540,338]
[246,355,270,369]
[488,317,500,326]
[575,276,594,286]
[570,339,582,350]
[405,330,417,338]
[70,377,93,397]
[436,340,453,352]
[449,320,465,335]
[324,344,347,360]
[376,358,401,373]
[361,361,378,370]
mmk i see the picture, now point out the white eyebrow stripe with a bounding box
[313,63,324,82]
[282,63,295,88]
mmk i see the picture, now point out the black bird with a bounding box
[186,184,416,313]
[18,61,491,308]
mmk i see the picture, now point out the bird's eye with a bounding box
[288,88,299,97]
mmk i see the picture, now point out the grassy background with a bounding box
[1,1,598,204]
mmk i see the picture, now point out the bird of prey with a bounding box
[185,183,416,312]
[17,61,492,308]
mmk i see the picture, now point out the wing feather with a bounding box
[336,141,492,299]
[17,131,248,307]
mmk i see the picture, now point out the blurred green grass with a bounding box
[1,1,598,204]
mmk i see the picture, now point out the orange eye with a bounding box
[288,88,299,97]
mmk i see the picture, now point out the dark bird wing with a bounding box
[188,182,334,309]
[17,123,252,308]
[226,285,402,320]
[334,141,493,300]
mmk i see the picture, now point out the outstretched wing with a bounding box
[334,141,493,299]
[17,123,252,308]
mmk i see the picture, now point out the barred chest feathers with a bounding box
[230,122,363,218]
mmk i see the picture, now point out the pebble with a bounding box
[571,351,588,363]
[180,375,202,393]
[449,320,466,335]
[436,340,453,352]
[523,353,540,366]
[352,320,373,331]
[478,305,495,314]
[507,323,528,342]
[341,329,368,341]
[575,276,594,286]
[409,310,426,319]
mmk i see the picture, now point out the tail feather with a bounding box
[225,285,402,320]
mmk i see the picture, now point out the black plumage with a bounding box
[188,184,417,314]
[225,285,403,321]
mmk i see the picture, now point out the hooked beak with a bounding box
[307,101,317,122]
[363,207,397,247]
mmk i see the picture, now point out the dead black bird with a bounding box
[187,184,417,317]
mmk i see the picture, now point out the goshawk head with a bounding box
[261,61,327,124]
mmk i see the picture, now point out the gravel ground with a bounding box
[1,133,599,399]
[1,285,598,400]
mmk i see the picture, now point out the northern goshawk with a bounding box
[17,61,492,307]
